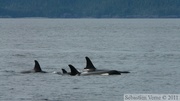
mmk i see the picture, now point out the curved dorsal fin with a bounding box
[34,60,42,72]
[62,69,68,74]
[84,57,96,70]
[68,65,80,76]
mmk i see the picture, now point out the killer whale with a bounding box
[61,66,80,76]
[68,64,121,76]
[84,57,130,74]
[62,69,68,74]
[61,56,130,76]
[21,60,46,73]
[84,57,96,72]
[61,68,72,75]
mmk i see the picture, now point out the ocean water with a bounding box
[0,18,180,101]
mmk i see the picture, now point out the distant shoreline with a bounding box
[1,16,180,19]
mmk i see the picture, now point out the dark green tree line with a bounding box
[0,0,180,18]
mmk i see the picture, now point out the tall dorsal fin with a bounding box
[33,60,42,72]
[84,57,96,70]
[62,69,68,74]
[68,65,80,76]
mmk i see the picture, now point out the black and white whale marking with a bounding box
[84,57,130,74]
[21,60,46,73]
[62,57,130,76]
[69,64,120,76]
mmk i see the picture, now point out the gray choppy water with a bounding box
[0,18,180,101]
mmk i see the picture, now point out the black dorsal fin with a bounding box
[34,60,42,72]
[84,57,96,70]
[68,65,80,76]
[62,69,68,74]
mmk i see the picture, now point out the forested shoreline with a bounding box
[0,0,180,18]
